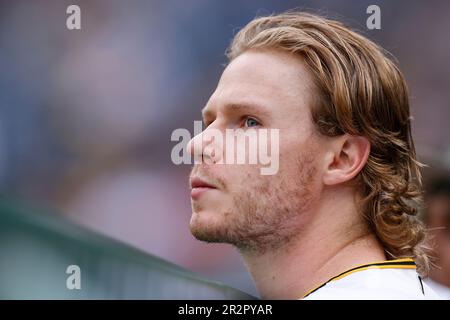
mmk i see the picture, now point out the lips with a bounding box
[190,176,218,200]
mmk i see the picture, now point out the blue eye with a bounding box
[244,117,260,128]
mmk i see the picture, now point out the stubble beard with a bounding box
[189,154,317,255]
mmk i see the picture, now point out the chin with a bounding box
[189,209,231,243]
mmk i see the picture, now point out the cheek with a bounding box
[280,129,323,168]
[217,163,261,186]
[278,142,309,171]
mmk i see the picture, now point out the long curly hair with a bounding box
[226,11,430,275]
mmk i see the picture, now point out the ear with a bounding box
[322,134,370,186]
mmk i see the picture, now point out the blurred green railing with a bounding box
[0,198,256,299]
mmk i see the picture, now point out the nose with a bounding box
[187,131,204,163]
[187,126,223,164]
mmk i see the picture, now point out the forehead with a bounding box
[205,49,315,119]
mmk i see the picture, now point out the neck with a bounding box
[430,262,450,288]
[240,188,386,299]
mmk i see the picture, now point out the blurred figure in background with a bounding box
[424,179,450,299]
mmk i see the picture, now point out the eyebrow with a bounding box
[201,102,271,120]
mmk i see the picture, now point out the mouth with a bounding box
[190,176,218,200]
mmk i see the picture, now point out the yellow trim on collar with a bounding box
[302,258,416,299]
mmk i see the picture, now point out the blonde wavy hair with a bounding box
[227,11,430,275]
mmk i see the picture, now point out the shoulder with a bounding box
[304,268,441,300]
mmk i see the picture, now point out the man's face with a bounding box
[188,49,325,253]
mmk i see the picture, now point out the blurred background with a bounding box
[0,0,449,297]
